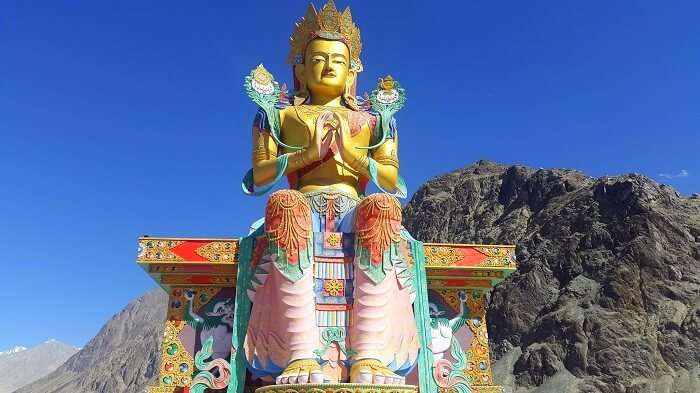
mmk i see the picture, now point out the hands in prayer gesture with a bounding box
[306,110,367,172]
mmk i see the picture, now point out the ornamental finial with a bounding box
[287,1,363,72]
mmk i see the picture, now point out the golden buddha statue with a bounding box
[239,0,422,387]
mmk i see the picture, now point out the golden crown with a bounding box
[287,0,363,72]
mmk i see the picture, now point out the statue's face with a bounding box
[300,38,353,98]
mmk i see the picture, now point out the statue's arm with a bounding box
[368,137,399,190]
[337,115,399,191]
[250,109,319,187]
[251,113,280,187]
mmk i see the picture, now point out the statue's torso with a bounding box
[279,105,375,197]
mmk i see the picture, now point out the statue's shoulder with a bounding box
[245,64,305,151]
[278,105,299,125]
[277,104,310,121]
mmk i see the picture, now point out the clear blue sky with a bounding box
[2,1,698,349]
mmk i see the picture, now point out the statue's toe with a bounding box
[309,370,324,384]
[297,372,309,384]
[350,359,402,384]
[277,359,323,385]
[372,374,386,384]
[356,370,373,384]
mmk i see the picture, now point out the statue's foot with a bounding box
[275,359,325,385]
[349,359,405,385]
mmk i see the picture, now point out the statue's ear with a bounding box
[344,70,357,98]
[346,71,356,90]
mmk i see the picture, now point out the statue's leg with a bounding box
[244,190,323,384]
[349,194,419,384]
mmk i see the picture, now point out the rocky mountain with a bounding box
[14,160,700,393]
[404,160,700,393]
[0,340,78,393]
[14,289,167,393]
[0,346,28,356]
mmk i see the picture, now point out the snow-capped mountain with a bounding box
[0,340,78,393]
[0,346,28,356]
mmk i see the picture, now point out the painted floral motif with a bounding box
[251,64,275,95]
[265,189,312,264]
[376,75,400,104]
[429,290,473,393]
[323,279,344,296]
[325,232,342,248]
[376,89,400,104]
[265,189,313,281]
[190,336,232,393]
[365,75,406,159]
[355,194,403,282]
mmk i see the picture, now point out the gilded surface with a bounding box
[424,246,463,266]
[475,246,515,268]
[275,103,377,197]
[252,64,274,91]
[159,288,195,387]
[464,290,494,386]
[159,319,193,387]
[294,103,346,123]
[138,239,184,262]
[427,279,493,289]
[287,0,363,72]
[471,387,504,393]
[149,264,232,274]
[160,275,236,286]
[153,287,225,390]
[252,36,401,197]
[146,386,178,393]
[195,240,239,263]
[426,269,503,279]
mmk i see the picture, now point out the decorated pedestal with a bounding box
[138,2,517,391]
[137,237,515,393]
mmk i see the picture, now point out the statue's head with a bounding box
[288,1,362,108]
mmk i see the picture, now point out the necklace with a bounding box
[294,105,347,125]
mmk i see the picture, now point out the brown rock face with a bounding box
[14,289,167,393]
[403,160,700,393]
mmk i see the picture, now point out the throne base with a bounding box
[137,237,516,393]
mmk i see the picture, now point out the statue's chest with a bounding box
[280,108,375,147]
